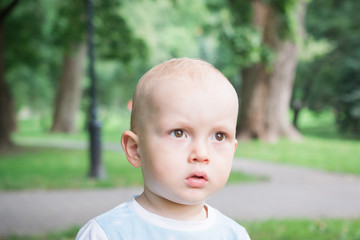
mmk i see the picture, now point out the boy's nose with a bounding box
[188,140,209,164]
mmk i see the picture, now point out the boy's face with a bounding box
[137,74,238,206]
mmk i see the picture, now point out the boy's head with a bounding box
[122,58,239,207]
[130,58,237,133]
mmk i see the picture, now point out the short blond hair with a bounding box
[130,58,232,132]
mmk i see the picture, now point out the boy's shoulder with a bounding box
[75,200,134,240]
[95,198,136,230]
[96,199,133,222]
[209,205,249,237]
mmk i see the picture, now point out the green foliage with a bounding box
[294,0,360,134]
[96,0,221,105]
[4,0,49,71]
[50,0,149,110]
[51,1,85,51]
[221,24,275,68]
[336,72,360,134]
[5,0,307,120]
[5,0,359,136]
[51,0,148,59]
[209,0,302,83]
[94,0,148,62]
[266,0,302,39]
[4,0,60,114]
[3,0,151,125]
[120,0,212,65]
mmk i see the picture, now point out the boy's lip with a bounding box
[185,171,208,188]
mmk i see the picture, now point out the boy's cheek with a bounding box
[157,136,190,149]
[212,141,236,153]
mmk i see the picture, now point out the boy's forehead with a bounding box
[149,72,237,113]
[151,72,217,91]
[131,58,237,131]
[144,68,228,95]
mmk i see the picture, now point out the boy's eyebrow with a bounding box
[212,124,236,134]
[158,117,236,132]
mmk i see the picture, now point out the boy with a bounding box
[76,58,251,239]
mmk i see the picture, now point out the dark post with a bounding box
[86,0,106,179]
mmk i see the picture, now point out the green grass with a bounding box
[235,109,360,175]
[2,109,359,239]
[0,226,80,240]
[228,170,262,184]
[13,109,131,143]
[0,147,142,190]
[240,218,360,240]
[3,107,359,191]
[2,218,359,240]
[0,146,256,190]
[235,136,360,175]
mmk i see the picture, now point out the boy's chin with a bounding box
[168,195,209,206]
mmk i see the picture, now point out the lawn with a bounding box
[235,109,360,175]
[2,108,359,191]
[241,218,360,240]
[0,147,142,190]
[0,146,255,190]
[2,218,360,240]
[1,109,360,239]
[235,136,360,175]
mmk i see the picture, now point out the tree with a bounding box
[0,0,19,150]
[50,1,86,133]
[294,0,360,135]
[1,0,61,150]
[50,42,86,133]
[223,0,305,142]
[50,0,147,133]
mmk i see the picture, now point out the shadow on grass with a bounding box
[299,125,360,141]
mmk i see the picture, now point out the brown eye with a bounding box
[215,132,225,141]
[172,129,184,138]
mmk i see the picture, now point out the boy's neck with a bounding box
[136,192,208,221]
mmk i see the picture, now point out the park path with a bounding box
[1,140,360,236]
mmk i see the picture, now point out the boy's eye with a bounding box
[170,129,186,138]
[213,132,226,141]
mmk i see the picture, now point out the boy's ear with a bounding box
[121,131,141,168]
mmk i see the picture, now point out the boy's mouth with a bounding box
[185,172,208,188]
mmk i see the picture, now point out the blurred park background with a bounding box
[0,0,360,239]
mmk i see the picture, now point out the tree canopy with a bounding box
[1,0,359,150]
[294,0,360,134]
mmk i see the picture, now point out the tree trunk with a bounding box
[264,40,301,141]
[237,63,269,140]
[50,41,86,133]
[237,0,305,142]
[0,1,19,151]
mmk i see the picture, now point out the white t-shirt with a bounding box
[76,197,251,240]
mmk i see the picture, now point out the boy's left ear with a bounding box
[234,139,238,151]
[121,131,141,168]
